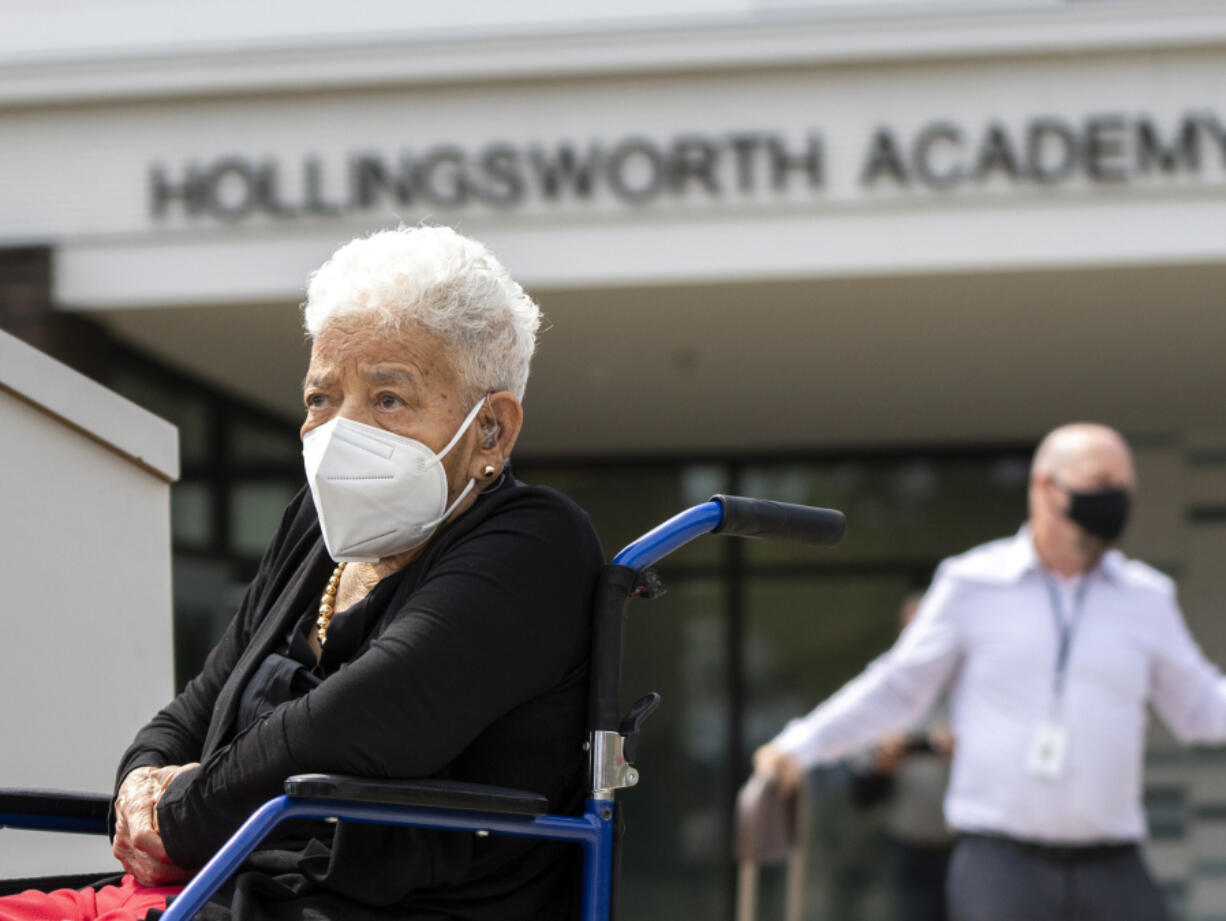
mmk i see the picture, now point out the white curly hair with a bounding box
[302,226,542,401]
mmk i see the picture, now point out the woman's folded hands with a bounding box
[112,763,199,886]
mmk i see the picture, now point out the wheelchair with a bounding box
[0,495,845,921]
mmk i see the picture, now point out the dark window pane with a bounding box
[620,577,730,919]
[740,455,1029,565]
[233,418,303,465]
[171,556,250,689]
[230,481,301,558]
[745,574,913,921]
[745,574,911,752]
[1145,786,1186,840]
[171,481,212,549]
[515,464,728,566]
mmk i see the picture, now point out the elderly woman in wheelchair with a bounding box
[1,225,604,921]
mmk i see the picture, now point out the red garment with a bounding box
[0,875,183,921]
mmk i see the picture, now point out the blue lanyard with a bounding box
[1042,574,1092,705]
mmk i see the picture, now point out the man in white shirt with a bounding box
[753,423,1226,921]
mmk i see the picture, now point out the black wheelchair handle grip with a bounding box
[710,495,846,547]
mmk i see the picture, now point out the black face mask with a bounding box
[1065,487,1131,542]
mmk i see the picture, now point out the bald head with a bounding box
[1031,423,1135,491]
[1029,423,1135,574]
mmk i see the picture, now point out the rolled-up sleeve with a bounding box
[773,569,963,768]
[1149,595,1226,744]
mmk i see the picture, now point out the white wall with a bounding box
[0,333,177,876]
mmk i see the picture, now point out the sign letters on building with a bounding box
[150,111,1226,221]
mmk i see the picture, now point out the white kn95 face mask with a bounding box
[302,398,487,562]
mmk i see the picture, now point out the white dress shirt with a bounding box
[772,526,1226,844]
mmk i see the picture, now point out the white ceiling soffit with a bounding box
[95,262,1226,457]
[2,3,1226,107]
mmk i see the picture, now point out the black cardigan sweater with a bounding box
[113,473,603,921]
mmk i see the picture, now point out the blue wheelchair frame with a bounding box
[0,495,845,921]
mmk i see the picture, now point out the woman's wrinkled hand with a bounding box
[112,763,199,886]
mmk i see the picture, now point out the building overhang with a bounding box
[1,2,1225,108]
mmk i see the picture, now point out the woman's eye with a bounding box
[377,393,403,410]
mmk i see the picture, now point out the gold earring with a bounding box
[482,464,497,478]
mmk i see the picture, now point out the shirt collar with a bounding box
[1097,547,1127,584]
[1007,523,1124,585]
[1000,524,1041,583]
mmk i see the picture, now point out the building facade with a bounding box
[3,1,1226,917]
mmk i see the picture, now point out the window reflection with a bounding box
[620,578,731,921]
[233,419,305,464]
[741,456,1029,564]
[229,481,301,557]
[745,575,912,920]
[170,482,212,549]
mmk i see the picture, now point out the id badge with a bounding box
[1026,720,1069,780]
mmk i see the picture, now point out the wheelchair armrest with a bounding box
[284,774,549,817]
[0,788,111,835]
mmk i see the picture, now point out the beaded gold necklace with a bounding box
[316,562,347,646]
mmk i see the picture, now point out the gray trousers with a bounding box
[947,835,1170,921]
